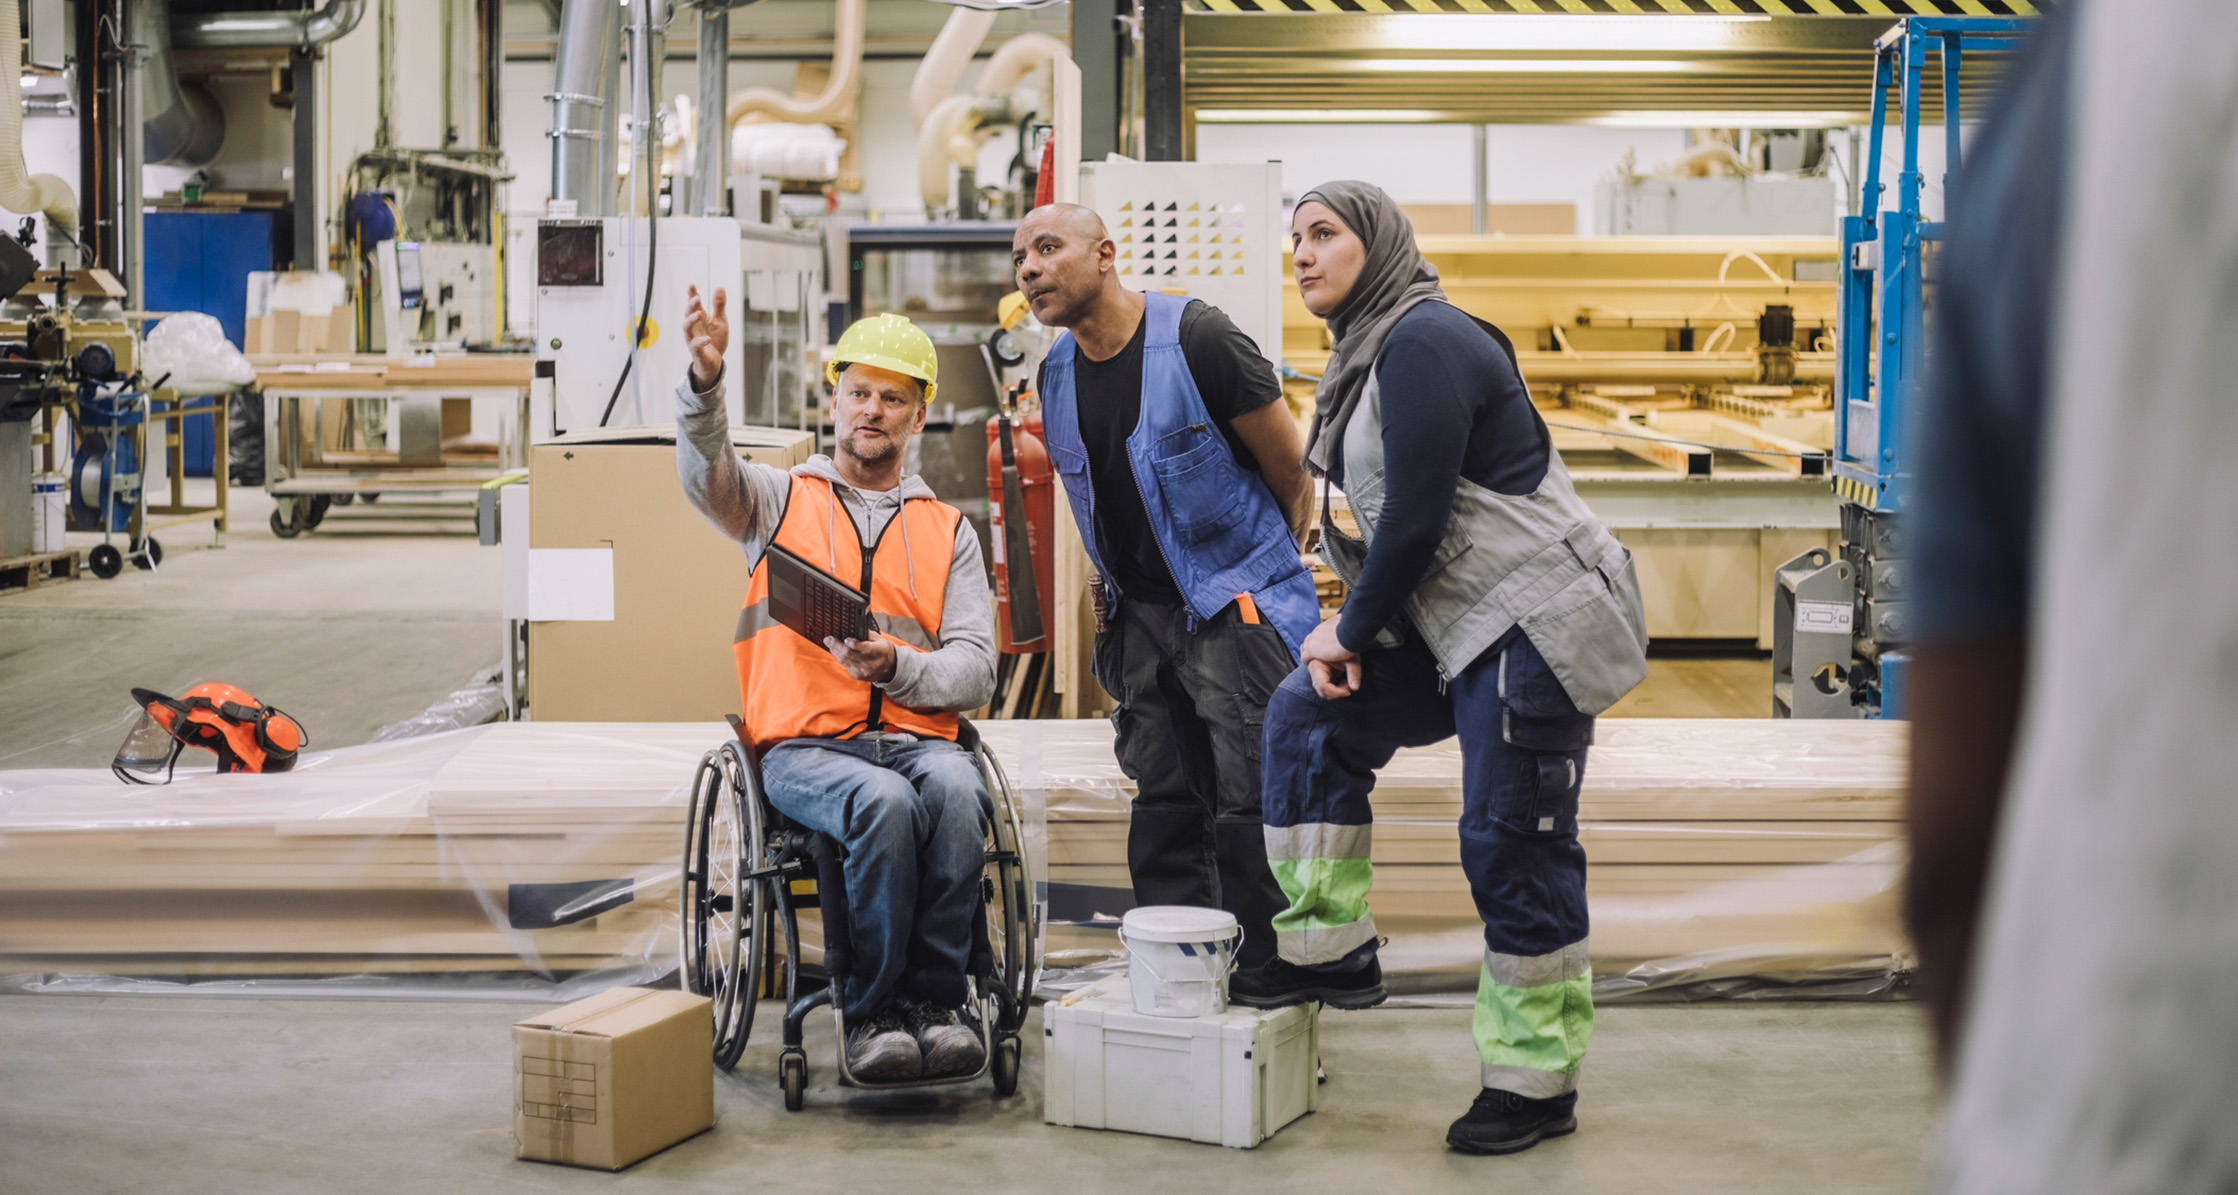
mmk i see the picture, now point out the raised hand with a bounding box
[686,284,729,392]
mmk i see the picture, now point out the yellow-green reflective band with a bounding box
[1264,821,1372,862]
[1473,962,1593,1092]
[1270,856,1377,965]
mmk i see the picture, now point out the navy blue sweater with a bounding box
[1333,302,1549,654]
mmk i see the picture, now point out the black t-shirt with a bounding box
[1039,299,1283,604]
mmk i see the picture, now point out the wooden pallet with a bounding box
[0,549,80,596]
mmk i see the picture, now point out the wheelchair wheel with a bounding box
[780,1049,807,1112]
[682,741,771,1071]
[991,1035,1020,1099]
[976,744,1038,1032]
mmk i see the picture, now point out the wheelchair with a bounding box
[681,717,1036,1111]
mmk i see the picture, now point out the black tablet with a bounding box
[765,544,873,647]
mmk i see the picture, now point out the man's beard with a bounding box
[840,428,902,468]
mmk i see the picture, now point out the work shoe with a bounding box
[1229,957,1386,1010]
[844,1004,923,1083]
[900,996,987,1078]
[1445,1088,1578,1155]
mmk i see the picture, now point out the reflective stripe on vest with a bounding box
[733,474,963,749]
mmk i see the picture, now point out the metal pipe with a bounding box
[548,0,620,215]
[1471,124,1487,236]
[134,0,226,167]
[1141,0,1180,161]
[170,0,367,49]
[695,3,728,215]
[121,0,143,306]
[291,46,318,268]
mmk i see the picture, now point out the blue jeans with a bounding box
[761,736,991,1018]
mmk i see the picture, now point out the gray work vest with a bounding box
[1320,346,1649,715]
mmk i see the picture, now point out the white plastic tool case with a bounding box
[1043,976,1319,1149]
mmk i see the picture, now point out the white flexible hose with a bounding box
[972,33,1066,100]
[917,94,983,210]
[0,0,77,236]
[726,0,864,130]
[915,34,1066,211]
[910,7,996,128]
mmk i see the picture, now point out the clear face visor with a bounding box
[113,706,186,784]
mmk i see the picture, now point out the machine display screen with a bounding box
[395,242,424,309]
[537,222,604,287]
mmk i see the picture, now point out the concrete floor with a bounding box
[0,482,498,769]
[0,995,1935,1193]
[0,475,1937,1190]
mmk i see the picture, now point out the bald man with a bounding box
[1014,205,1325,990]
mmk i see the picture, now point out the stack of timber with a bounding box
[0,724,717,980]
[972,718,1909,989]
[0,719,1905,992]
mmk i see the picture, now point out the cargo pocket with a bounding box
[1150,424,1245,546]
[1495,641,1594,837]
[1516,552,1649,716]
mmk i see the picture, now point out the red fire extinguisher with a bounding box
[987,386,1056,655]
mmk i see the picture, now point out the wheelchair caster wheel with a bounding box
[992,1036,1020,1098]
[780,1051,807,1111]
[87,543,123,578]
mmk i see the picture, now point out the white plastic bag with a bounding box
[142,311,256,394]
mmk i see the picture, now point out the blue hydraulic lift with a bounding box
[1775,16,2031,720]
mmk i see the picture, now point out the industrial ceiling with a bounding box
[1181,7,2042,125]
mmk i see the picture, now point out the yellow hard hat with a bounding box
[998,290,1030,332]
[826,313,939,406]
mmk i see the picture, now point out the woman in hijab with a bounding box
[1228,181,1648,1157]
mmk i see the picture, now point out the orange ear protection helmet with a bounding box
[113,684,308,784]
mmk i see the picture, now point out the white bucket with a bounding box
[1119,906,1243,1018]
[30,475,65,554]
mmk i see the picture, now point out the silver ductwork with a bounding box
[169,0,369,49]
[547,0,621,216]
[135,0,225,167]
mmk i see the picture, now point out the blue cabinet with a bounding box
[144,211,285,477]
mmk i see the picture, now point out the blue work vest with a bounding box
[1040,291,1320,654]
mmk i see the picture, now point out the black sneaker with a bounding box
[898,996,987,1079]
[844,1004,923,1083]
[1229,956,1386,1010]
[1445,1088,1577,1155]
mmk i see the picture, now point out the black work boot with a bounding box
[1446,1088,1578,1155]
[1229,956,1386,1010]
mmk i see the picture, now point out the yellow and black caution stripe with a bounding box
[1191,0,2040,15]
[1833,474,1883,508]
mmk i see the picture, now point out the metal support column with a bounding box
[1471,125,1488,235]
[1071,0,1118,164]
[291,46,319,269]
[695,3,728,215]
[120,0,143,306]
[1141,0,1181,162]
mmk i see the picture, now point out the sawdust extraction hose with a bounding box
[0,0,79,238]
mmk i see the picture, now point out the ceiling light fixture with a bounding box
[1343,58,1698,73]
[1193,109,1445,124]
[1580,110,1867,128]
[1370,15,1773,54]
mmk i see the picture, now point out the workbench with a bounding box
[252,353,534,536]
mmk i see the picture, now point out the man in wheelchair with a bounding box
[676,285,998,1083]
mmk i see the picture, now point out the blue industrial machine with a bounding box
[1774,17,2030,720]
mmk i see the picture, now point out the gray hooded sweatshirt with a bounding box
[675,374,996,715]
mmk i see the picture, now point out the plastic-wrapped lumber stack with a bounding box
[0,724,721,987]
[974,718,1909,997]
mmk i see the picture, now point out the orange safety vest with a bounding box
[734,474,966,750]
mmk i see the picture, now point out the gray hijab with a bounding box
[1297,180,1447,476]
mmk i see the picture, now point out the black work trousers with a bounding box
[1092,596,1295,968]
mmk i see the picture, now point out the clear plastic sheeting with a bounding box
[0,723,736,999]
[372,665,509,743]
[0,718,1904,1004]
[970,718,1912,1003]
[141,311,256,395]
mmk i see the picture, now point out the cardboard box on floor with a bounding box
[513,986,714,1170]
[528,425,816,721]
